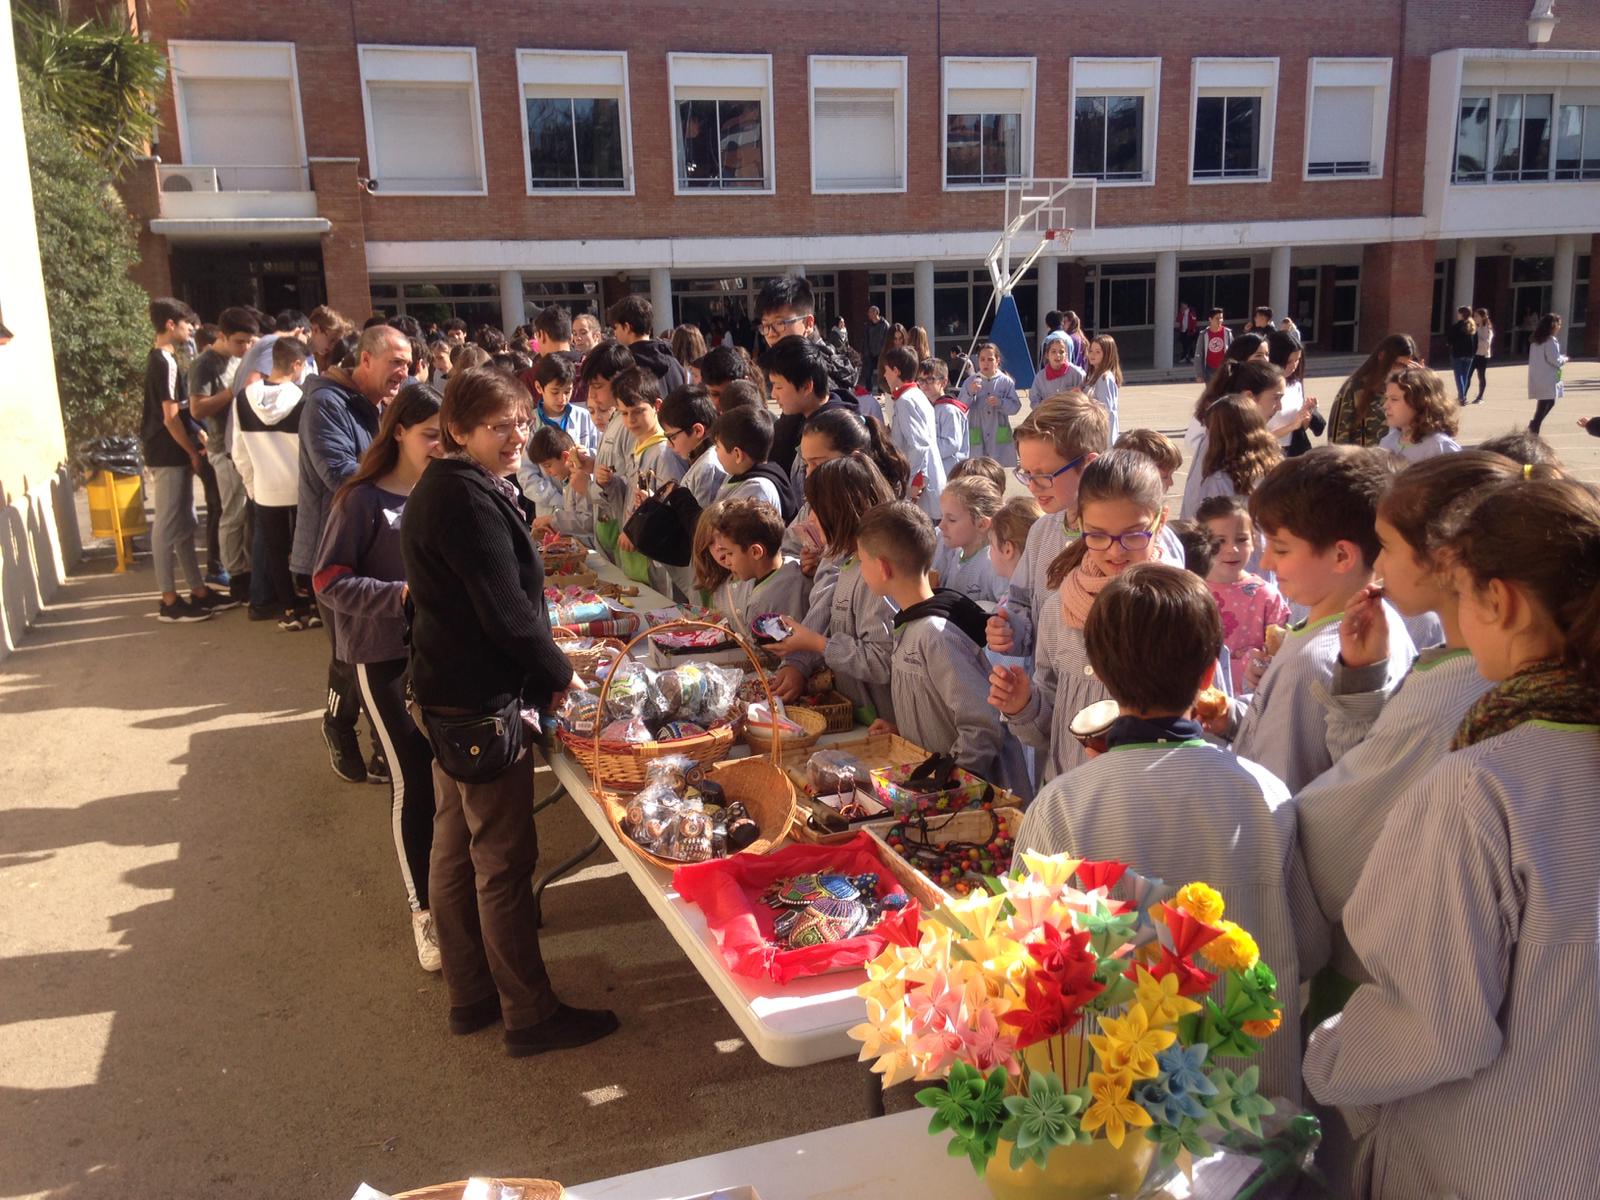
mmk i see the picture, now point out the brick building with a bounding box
[122,0,1600,363]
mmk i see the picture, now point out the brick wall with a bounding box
[118,157,174,298]
[1360,240,1437,354]
[139,0,1600,248]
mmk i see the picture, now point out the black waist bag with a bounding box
[624,483,701,567]
[420,695,524,784]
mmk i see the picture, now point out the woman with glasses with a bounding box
[401,366,619,1058]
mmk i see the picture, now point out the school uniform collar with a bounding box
[891,382,919,399]
[1104,715,1205,751]
[934,393,969,412]
[537,406,571,431]
[891,587,989,647]
[1043,363,1073,381]
[631,429,665,458]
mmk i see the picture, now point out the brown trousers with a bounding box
[427,745,559,1030]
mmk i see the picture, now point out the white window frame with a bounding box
[357,44,487,197]
[807,55,908,195]
[167,41,307,178]
[667,52,775,196]
[1189,57,1279,185]
[1069,57,1160,188]
[1303,57,1392,182]
[1452,81,1600,185]
[942,56,1037,192]
[515,49,635,197]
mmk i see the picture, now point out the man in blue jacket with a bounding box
[292,325,412,783]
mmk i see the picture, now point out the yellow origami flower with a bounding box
[1088,1003,1176,1080]
[1173,882,1226,926]
[1199,920,1261,972]
[849,999,920,1087]
[1020,851,1082,892]
[1133,966,1203,1027]
[1081,1070,1153,1149]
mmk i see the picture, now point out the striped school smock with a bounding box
[1304,721,1600,1199]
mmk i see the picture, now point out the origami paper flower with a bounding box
[1020,851,1082,893]
[1155,902,1225,959]
[1000,1069,1091,1169]
[917,1062,1009,1174]
[1081,1070,1153,1149]
[1132,965,1203,1027]
[1076,859,1128,893]
[1147,1118,1213,1170]
[1089,1003,1176,1080]
[1006,877,1058,939]
[958,1005,1020,1074]
[906,968,967,1033]
[1199,920,1260,972]
[1210,1065,1274,1137]
[1146,945,1219,998]
[1173,882,1225,926]
[1242,1014,1283,1038]
[1154,1041,1217,1122]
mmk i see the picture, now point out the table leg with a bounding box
[864,1070,886,1118]
[532,782,569,817]
[532,833,603,927]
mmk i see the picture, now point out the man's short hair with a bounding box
[363,313,390,329]
[443,318,468,335]
[534,305,573,343]
[857,500,937,576]
[217,306,260,338]
[1249,445,1396,568]
[711,405,774,462]
[764,335,830,398]
[882,345,918,380]
[196,323,220,346]
[1253,306,1274,321]
[532,352,575,390]
[578,339,634,384]
[695,345,749,386]
[1045,310,1063,330]
[606,294,652,336]
[271,337,309,373]
[1114,427,1184,475]
[275,309,309,333]
[1208,307,1225,319]
[149,296,197,332]
[918,356,949,385]
[1086,563,1223,712]
[612,365,660,409]
[528,424,576,464]
[713,497,785,556]
[659,384,717,436]
[755,275,813,319]
[719,379,762,412]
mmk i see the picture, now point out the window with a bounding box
[1454,95,1492,183]
[1431,258,1456,337]
[1291,265,1319,342]
[370,279,502,328]
[930,267,1036,361]
[943,57,1035,188]
[358,46,485,194]
[1573,255,1590,331]
[1331,265,1360,354]
[1084,261,1156,364]
[1191,59,1278,182]
[668,53,773,193]
[168,42,306,191]
[1555,104,1600,181]
[810,57,907,192]
[1305,59,1391,179]
[1070,59,1159,185]
[1493,92,1554,182]
[517,51,632,193]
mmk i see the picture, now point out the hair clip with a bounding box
[1524,463,1534,480]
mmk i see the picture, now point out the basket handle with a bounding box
[590,617,784,794]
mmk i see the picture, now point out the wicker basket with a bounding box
[539,536,589,576]
[395,1180,562,1200]
[803,689,854,733]
[554,630,626,685]
[583,619,797,870]
[545,566,600,589]
[866,805,1025,904]
[743,705,827,754]
[556,722,737,790]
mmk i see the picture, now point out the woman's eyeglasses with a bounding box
[482,419,531,438]
[1013,455,1086,488]
[1081,528,1156,552]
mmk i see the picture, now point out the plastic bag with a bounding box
[81,435,143,477]
[646,754,698,791]
[806,749,869,796]
[659,662,743,725]
[556,689,600,735]
[599,716,652,744]
[601,660,659,723]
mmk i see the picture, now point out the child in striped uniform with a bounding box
[882,346,946,523]
[1297,453,1511,987]
[768,456,898,725]
[659,385,727,601]
[1015,564,1327,1103]
[713,407,797,520]
[960,342,1021,467]
[1030,336,1085,404]
[1304,472,1600,1200]
[932,475,1005,604]
[523,426,597,548]
[780,408,911,574]
[1215,447,1418,792]
[857,501,1027,794]
[1377,364,1462,464]
[921,357,969,477]
[608,366,679,594]
[578,340,636,566]
[989,451,1171,781]
[527,352,598,452]
[708,499,808,637]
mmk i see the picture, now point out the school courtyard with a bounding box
[2,358,1596,1200]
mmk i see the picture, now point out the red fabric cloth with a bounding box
[674,833,921,983]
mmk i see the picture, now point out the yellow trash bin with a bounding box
[85,469,148,572]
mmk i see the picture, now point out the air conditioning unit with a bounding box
[161,167,219,193]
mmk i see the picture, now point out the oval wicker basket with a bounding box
[586,619,797,871]
[744,705,827,754]
[539,536,589,576]
[553,629,627,686]
[395,1179,562,1200]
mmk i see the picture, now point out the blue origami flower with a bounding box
[1136,1042,1215,1123]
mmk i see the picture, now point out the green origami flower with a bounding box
[1079,902,1138,957]
[1146,1116,1214,1167]
[999,1070,1092,1169]
[918,1062,1011,1175]
[1210,1065,1275,1137]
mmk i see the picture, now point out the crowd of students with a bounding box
[134,273,1600,1193]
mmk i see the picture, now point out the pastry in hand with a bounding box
[1263,624,1288,656]
[1194,687,1229,721]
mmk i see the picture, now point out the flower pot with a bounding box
[983,1135,1157,1200]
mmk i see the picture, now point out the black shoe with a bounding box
[323,722,367,783]
[192,588,242,613]
[229,572,253,604]
[449,994,502,1036]
[505,1004,620,1058]
[247,604,277,622]
[158,598,213,623]
[366,750,391,785]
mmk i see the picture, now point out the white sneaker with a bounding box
[412,910,442,972]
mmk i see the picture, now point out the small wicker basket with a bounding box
[803,689,854,733]
[743,705,827,754]
[539,536,589,576]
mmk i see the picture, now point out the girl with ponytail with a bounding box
[1305,469,1600,1200]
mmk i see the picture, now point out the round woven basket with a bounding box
[394,1179,562,1200]
[588,619,797,871]
[744,705,827,754]
[553,629,627,686]
[540,536,589,576]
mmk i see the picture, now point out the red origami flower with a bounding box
[1157,902,1225,959]
[1140,945,1219,998]
[1076,859,1129,893]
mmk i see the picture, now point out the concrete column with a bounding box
[1453,239,1478,312]
[913,259,935,336]
[499,270,525,332]
[649,267,673,332]
[1036,258,1058,349]
[1153,250,1177,370]
[1269,246,1292,325]
[1552,234,1578,329]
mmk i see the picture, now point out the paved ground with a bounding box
[2,358,1596,1200]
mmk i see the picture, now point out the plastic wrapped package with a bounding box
[557,690,600,735]
[599,716,652,744]
[806,749,870,796]
[601,660,660,723]
[657,662,744,726]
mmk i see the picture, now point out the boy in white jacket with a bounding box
[234,337,310,627]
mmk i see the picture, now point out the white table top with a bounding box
[548,553,871,1069]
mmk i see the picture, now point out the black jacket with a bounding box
[772,389,861,504]
[1447,319,1477,359]
[892,588,990,647]
[627,338,689,394]
[727,461,801,523]
[401,457,574,711]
